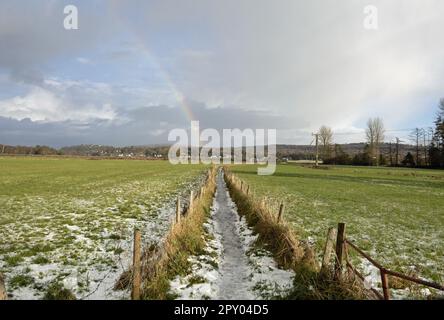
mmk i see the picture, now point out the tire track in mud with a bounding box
[170,169,294,300]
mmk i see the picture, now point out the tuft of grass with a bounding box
[285,267,369,300]
[113,247,124,255]
[32,255,50,265]
[5,255,24,267]
[114,270,131,291]
[43,282,76,300]
[187,275,206,286]
[10,274,35,288]
[108,234,123,240]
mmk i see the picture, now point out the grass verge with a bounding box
[224,169,368,300]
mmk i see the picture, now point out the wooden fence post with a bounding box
[321,227,337,273]
[131,229,141,300]
[0,272,7,300]
[334,223,346,280]
[176,197,181,224]
[381,271,390,300]
[277,202,284,223]
[189,190,194,212]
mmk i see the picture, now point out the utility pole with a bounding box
[334,144,338,165]
[389,142,393,166]
[395,137,401,166]
[423,129,428,166]
[312,133,319,166]
[409,128,421,166]
[414,128,420,166]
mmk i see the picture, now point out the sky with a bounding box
[0,0,443,147]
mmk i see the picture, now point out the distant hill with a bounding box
[1,142,418,161]
[276,142,417,160]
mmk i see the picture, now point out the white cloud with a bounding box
[0,86,116,122]
[76,57,92,64]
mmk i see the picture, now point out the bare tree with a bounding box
[409,128,423,166]
[366,117,385,166]
[319,126,333,160]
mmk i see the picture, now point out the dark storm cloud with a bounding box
[0,100,303,147]
[0,1,113,71]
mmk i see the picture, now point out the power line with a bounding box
[333,128,418,136]
[312,132,319,166]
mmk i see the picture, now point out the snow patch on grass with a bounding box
[0,165,207,300]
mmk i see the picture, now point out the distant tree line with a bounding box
[0,145,60,155]
[0,144,169,158]
[321,98,444,168]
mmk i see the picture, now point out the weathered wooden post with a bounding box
[321,227,337,273]
[131,229,141,300]
[176,197,181,224]
[277,202,285,223]
[0,272,7,300]
[189,190,194,212]
[334,223,346,280]
[380,271,390,300]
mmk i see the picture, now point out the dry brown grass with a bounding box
[0,272,7,300]
[224,170,313,270]
[139,167,217,299]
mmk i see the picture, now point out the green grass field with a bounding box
[1,157,442,299]
[230,164,444,288]
[0,157,206,299]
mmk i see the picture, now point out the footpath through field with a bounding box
[170,170,295,299]
[213,169,255,299]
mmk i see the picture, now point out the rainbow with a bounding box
[109,4,196,122]
[134,43,196,121]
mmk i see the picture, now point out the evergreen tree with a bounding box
[432,99,444,167]
[401,152,415,167]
